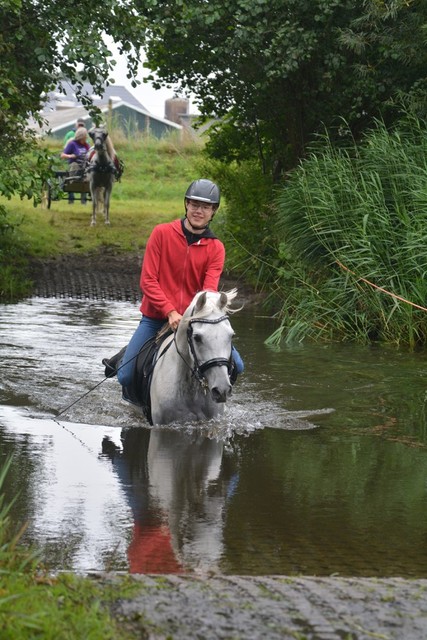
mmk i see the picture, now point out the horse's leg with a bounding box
[90,184,97,226]
[104,183,112,225]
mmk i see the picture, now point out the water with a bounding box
[1,298,427,576]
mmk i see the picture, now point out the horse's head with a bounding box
[179,290,239,403]
[89,127,108,151]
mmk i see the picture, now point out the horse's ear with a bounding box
[195,292,207,313]
[218,292,228,310]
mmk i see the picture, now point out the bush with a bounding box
[206,158,275,289]
[0,205,33,302]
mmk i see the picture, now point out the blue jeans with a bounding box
[117,316,165,387]
[117,315,244,388]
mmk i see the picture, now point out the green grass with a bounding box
[0,458,140,639]
[1,569,139,640]
[8,197,180,256]
[2,130,205,257]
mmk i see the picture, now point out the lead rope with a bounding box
[54,351,140,418]
[54,329,175,418]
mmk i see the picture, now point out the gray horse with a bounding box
[149,289,238,425]
[87,127,117,226]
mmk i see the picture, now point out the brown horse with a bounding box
[87,127,117,226]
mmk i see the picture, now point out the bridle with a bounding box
[174,315,233,390]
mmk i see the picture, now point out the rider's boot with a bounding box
[102,346,126,378]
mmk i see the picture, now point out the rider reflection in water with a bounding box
[106,179,244,399]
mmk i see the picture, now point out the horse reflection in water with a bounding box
[102,427,238,573]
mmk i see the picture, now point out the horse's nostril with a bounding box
[211,386,231,403]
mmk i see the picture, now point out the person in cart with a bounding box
[60,127,90,204]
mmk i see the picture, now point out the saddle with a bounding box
[102,328,172,425]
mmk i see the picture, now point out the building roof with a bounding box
[31,82,189,139]
[43,81,148,113]
[30,100,182,139]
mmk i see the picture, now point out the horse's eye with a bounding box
[193,334,202,344]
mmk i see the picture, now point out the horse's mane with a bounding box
[105,135,116,159]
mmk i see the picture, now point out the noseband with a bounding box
[176,315,233,387]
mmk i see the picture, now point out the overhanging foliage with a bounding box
[139,0,427,177]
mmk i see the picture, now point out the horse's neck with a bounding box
[96,147,110,164]
[173,328,194,375]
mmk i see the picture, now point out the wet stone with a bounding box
[106,574,427,640]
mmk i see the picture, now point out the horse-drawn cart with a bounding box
[45,167,91,209]
[44,128,124,224]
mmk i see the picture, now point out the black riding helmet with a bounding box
[184,179,220,208]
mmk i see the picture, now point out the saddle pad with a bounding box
[129,329,172,424]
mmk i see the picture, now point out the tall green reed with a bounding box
[0,457,36,574]
[269,116,427,347]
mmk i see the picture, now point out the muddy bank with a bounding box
[28,250,265,307]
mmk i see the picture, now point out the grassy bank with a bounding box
[0,458,141,639]
[0,131,207,300]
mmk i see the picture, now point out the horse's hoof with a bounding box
[105,221,110,225]
[90,221,96,226]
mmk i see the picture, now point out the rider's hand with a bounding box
[167,310,182,331]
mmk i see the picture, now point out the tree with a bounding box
[0,0,146,200]
[138,0,427,178]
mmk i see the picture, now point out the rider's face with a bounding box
[185,199,215,231]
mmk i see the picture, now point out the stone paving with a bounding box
[109,574,427,640]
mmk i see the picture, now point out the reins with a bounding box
[55,335,172,418]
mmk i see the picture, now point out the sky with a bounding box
[107,41,197,119]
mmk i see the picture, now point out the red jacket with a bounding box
[140,218,225,319]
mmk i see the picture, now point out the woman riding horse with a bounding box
[103,179,244,410]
